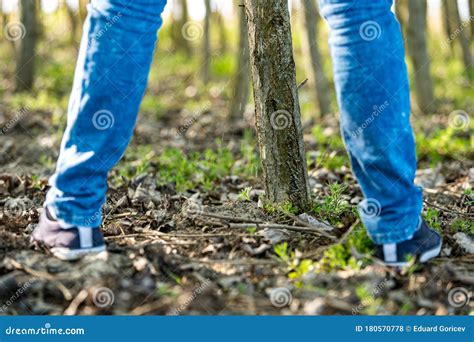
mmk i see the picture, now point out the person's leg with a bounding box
[32,0,167,260]
[45,0,167,228]
[318,1,422,244]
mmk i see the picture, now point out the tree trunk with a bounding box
[172,0,192,56]
[0,1,5,30]
[244,0,311,210]
[229,3,250,122]
[470,0,474,44]
[179,0,192,56]
[446,0,472,70]
[15,0,38,92]
[214,6,228,55]
[441,0,455,56]
[78,0,89,24]
[406,0,435,113]
[201,0,212,84]
[395,0,409,38]
[300,0,331,116]
[63,1,79,43]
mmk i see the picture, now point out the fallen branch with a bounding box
[8,259,72,300]
[226,223,337,241]
[192,211,337,240]
[423,200,474,218]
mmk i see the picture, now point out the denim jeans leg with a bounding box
[45,0,168,227]
[319,0,423,244]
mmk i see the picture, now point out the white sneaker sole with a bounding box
[51,245,106,261]
[383,242,442,267]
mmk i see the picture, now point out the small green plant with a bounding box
[273,242,315,286]
[156,143,235,192]
[246,226,257,235]
[423,207,442,233]
[274,242,291,263]
[463,188,473,207]
[30,174,44,190]
[156,283,178,297]
[236,130,260,178]
[263,200,299,215]
[288,259,314,283]
[312,183,351,225]
[319,224,374,271]
[451,219,474,235]
[113,145,154,186]
[238,187,252,201]
[279,201,299,215]
[355,285,383,315]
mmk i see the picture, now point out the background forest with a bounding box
[0,0,472,315]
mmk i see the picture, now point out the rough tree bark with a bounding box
[441,0,455,55]
[201,0,212,84]
[406,0,435,113]
[445,0,472,70]
[244,0,311,210]
[15,0,38,92]
[300,0,331,116]
[229,3,250,122]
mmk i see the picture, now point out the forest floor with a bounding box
[0,91,473,315]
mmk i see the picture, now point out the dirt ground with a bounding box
[0,104,473,316]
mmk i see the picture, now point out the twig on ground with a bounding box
[192,211,264,223]
[192,211,337,240]
[226,223,337,241]
[423,200,474,217]
[63,289,89,315]
[8,259,73,300]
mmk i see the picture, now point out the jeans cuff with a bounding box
[367,217,422,245]
[45,203,102,228]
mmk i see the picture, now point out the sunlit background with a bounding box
[1,0,472,21]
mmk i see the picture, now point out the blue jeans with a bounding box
[46,0,422,244]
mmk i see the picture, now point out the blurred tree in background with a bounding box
[15,0,38,92]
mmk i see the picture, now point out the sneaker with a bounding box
[30,207,106,261]
[375,219,442,267]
